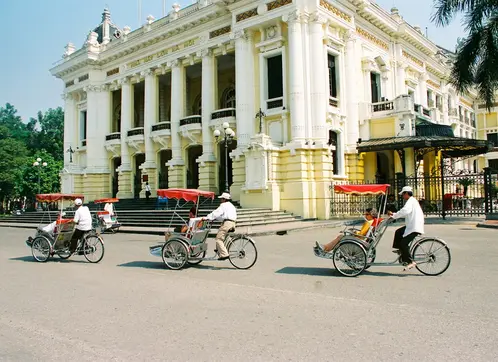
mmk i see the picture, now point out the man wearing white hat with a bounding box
[70,198,92,253]
[387,186,424,271]
[204,192,237,260]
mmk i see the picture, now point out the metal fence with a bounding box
[330,170,497,218]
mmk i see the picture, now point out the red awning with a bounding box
[36,194,85,203]
[94,198,119,204]
[333,184,390,195]
[156,188,215,203]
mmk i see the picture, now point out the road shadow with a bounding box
[9,255,88,264]
[117,260,235,271]
[276,266,424,278]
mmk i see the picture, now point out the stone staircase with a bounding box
[0,199,304,229]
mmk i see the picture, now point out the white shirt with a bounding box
[74,205,93,231]
[104,203,114,216]
[392,196,424,237]
[42,221,56,234]
[145,184,151,192]
[206,202,237,222]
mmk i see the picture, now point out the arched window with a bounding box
[221,87,236,109]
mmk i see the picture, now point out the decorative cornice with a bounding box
[65,80,75,88]
[106,67,119,77]
[402,50,423,67]
[426,79,441,90]
[460,97,474,108]
[267,0,292,11]
[209,25,231,39]
[356,27,389,51]
[310,11,327,25]
[319,0,351,23]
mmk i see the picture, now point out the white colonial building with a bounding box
[51,0,481,219]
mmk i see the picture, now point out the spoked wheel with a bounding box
[227,236,258,270]
[332,241,367,277]
[83,234,105,263]
[187,251,206,266]
[412,238,451,276]
[364,248,376,270]
[31,237,51,262]
[162,239,188,270]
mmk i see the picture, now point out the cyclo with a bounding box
[315,184,451,277]
[149,188,258,270]
[25,193,105,263]
[93,197,121,233]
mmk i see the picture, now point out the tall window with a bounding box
[267,55,283,99]
[221,87,236,109]
[328,54,338,99]
[328,130,339,175]
[435,94,442,111]
[370,72,381,103]
[427,89,434,107]
[80,110,87,140]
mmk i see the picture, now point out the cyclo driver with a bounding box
[203,192,237,260]
[69,198,92,253]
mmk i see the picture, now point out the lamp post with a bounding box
[33,158,48,194]
[255,108,266,134]
[214,122,235,193]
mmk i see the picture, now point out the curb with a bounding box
[476,223,498,229]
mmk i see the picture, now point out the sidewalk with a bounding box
[0,216,485,237]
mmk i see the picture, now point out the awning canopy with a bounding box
[357,136,492,158]
[156,188,215,203]
[334,184,391,195]
[36,194,85,203]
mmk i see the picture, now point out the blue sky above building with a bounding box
[0,0,466,121]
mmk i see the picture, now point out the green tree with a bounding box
[21,151,63,198]
[28,107,64,162]
[0,103,28,141]
[0,128,29,205]
[432,0,498,110]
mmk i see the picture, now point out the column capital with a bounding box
[118,77,131,85]
[396,60,408,70]
[230,29,246,41]
[141,68,155,78]
[284,10,303,24]
[419,72,428,82]
[197,48,213,58]
[343,29,357,42]
[309,11,327,25]
[61,92,74,101]
[167,59,182,68]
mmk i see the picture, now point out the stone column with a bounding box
[287,11,306,142]
[168,59,186,187]
[344,30,359,149]
[117,78,134,199]
[419,72,428,108]
[142,69,159,194]
[63,93,76,168]
[442,91,449,125]
[309,13,327,143]
[234,30,255,148]
[199,49,217,192]
[396,61,407,96]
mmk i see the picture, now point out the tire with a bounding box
[187,251,206,266]
[364,248,376,270]
[332,241,367,277]
[412,238,451,276]
[83,234,105,263]
[31,236,51,262]
[162,239,188,270]
[227,235,258,270]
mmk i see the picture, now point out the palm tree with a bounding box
[432,0,498,110]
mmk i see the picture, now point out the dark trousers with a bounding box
[392,226,420,263]
[70,229,88,252]
[146,191,151,200]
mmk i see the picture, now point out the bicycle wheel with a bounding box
[412,238,451,276]
[227,235,258,270]
[162,239,188,270]
[83,234,105,263]
[187,251,206,265]
[333,241,367,277]
[31,237,51,262]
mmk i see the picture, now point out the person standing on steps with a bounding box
[388,186,424,271]
[144,182,151,201]
[203,192,237,260]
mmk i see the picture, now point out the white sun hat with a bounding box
[74,198,83,205]
[398,186,413,195]
[218,192,231,200]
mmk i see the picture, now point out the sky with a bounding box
[0,0,467,122]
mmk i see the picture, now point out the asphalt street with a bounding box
[1,224,497,361]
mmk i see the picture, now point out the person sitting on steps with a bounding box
[314,208,378,255]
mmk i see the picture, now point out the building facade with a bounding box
[51,0,478,219]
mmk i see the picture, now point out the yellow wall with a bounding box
[370,117,395,138]
[486,113,498,128]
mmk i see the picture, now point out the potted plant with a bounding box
[457,177,475,197]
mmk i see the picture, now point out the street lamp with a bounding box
[33,158,48,194]
[214,122,235,193]
[255,108,266,134]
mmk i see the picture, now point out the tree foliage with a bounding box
[0,103,64,210]
[432,0,498,110]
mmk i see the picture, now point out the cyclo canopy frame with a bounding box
[156,188,215,230]
[35,193,85,229]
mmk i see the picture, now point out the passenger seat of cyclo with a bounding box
[364,217,383,241]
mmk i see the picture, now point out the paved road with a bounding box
[1,225,497,361]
